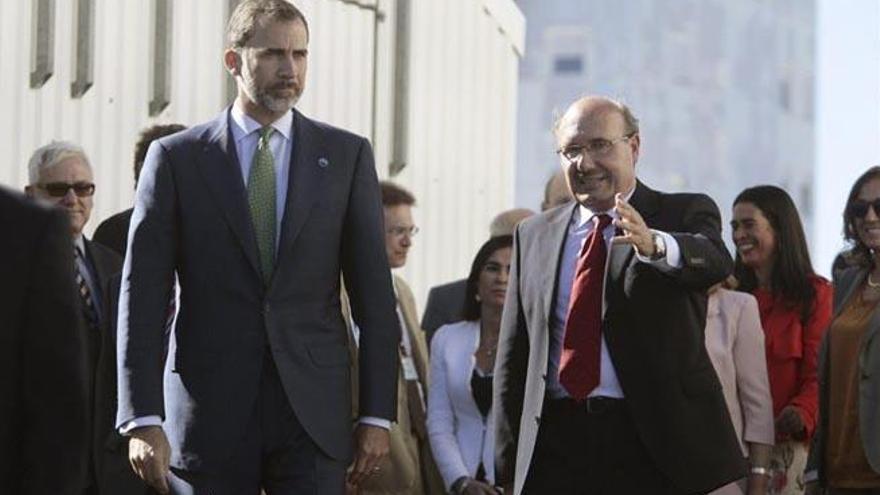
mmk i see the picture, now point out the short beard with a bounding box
[240,69,298,114]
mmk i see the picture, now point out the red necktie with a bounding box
[559,214,612,401]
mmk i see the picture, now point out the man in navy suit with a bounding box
[117,1,400,493]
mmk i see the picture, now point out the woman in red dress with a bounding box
[731,185,833,495]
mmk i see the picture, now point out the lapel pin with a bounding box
[318,157,329,168]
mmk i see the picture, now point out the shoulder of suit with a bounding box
[433,320,477,342]
[306,115,366,143]
[714,289,756,311]
[429,278,468,297]
[86,238,123,268]
[393,274,415,299]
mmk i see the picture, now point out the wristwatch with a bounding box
[649,231,667,261]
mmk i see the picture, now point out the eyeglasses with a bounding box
[556,133,636,163]
[387,225,419,237]
[36,181,96,198]
[848,199,880,219]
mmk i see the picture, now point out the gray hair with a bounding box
[27,140,91,185]
[552,96,640,136]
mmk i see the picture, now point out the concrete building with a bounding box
[516,0,815,252]
[1,0,525,309]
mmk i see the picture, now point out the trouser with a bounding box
[167,354,347,495]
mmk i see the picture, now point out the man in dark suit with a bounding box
[493,96,746,494]
[117,1,400,493]
[0,186,89,495]
[93,123,186,256]
[25,141,124,494]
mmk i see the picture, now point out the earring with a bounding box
[475,294,481,302]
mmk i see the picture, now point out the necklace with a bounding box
[868,273,880,289]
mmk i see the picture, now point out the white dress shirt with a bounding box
[546,192,682,399]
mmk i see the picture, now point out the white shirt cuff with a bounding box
[118,415,163,435]
[359,416,392,430]
[635,230,682,270]
[803,469,819,483]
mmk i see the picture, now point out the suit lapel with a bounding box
[541,204,577,324]
[275,110,328,271]
[197,109,262,278]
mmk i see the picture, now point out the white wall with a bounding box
[0,0,524,312]
[813,0,880,277]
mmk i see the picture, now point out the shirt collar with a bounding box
[230,105,293,143]
[573,185,636,228]
[73,235,85,256]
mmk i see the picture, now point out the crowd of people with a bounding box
[3,1,880,495]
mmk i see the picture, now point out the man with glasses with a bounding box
[493,96,746,494]
[342,181,444,494]
[25,140,123,495]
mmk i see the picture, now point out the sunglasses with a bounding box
[848,199,880,219]
[36,181,96,198]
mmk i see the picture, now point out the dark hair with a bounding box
[733,185,816,325]
[133,124,186,185]
[842,166,880,267]
[380,181,415,207]
[227,0,309,49]
[463,235,513,321]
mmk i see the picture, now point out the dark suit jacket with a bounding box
[117,108,400,472]
[0,187,90,495]
[81,239,123,372]
[493,182,746,495]
[93,208,133,256]
[421,278,467,344]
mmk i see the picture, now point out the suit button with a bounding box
[862,372,870,380]
[263,303,271,314]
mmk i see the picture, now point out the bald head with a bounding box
[554,96,639,138]
[553,95,641,211]
[541,170,571,211]
[490,208,535,237]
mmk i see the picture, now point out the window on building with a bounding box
[30,0,55,88]
[71,0,95,98]
[149,0,173,116]
[554,55,583,75]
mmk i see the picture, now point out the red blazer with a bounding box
[752,275,832,442]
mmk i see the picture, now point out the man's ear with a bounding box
[224,48,241,77]
[629,132,641,165]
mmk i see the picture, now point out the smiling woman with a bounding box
[804,167,880,495]
[731,185,832,495]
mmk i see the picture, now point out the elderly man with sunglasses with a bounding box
[26,140,122,495]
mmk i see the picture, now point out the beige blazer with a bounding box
[705,289,775,457]
[343,275,445,495]
[807,266,880,484]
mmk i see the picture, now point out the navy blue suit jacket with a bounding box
[116,108,400,471]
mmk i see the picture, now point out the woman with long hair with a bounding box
[731,185,832,495]
[428,236,512,495]
[805,167,880,495]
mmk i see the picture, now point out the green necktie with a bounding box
[247,126,276,284]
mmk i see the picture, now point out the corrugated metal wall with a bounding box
[0,0,524,311]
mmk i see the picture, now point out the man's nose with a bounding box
[866,203,880,221]
[60,188,78,204]
[574,153,596,173]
